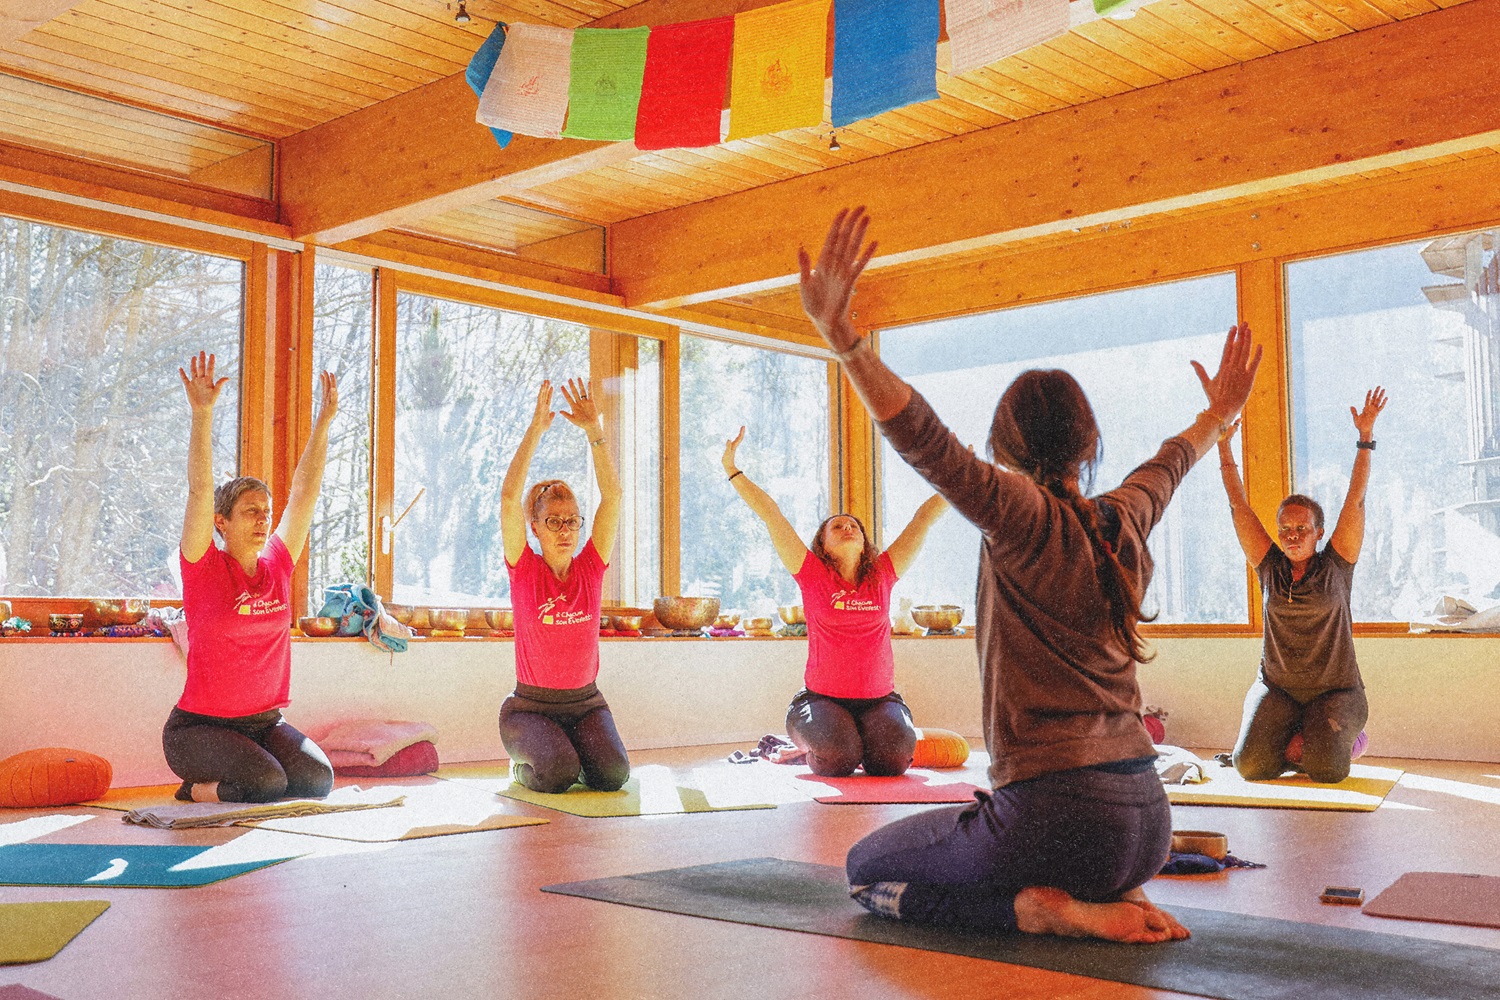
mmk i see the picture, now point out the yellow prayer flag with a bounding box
[727,0,831,141]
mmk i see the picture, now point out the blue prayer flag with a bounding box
[831,0,941,129]
[466,22,514,149]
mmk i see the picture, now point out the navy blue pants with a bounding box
[846,764,1171,931]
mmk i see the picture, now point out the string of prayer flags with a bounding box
[944,0,1070,77]
[635,17,735,151]
[465,21,513,148]
[831,0,940,129]
[726,0,831,142]
[477,22,574,139]
[562,26,651,141]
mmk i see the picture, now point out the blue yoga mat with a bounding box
[0,844,298,888]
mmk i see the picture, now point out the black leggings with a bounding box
[162,707,334,803]
[1233,678,1369,784]
[785,689,917,777]
[499,682,630,794]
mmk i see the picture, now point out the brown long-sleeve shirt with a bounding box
[879,391,1195,788]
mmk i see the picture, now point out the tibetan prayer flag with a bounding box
[477,22,573,139]
[465,21,512,148]
[944,0,1069,77]
[562,26,651,141]
[636,17,734,150]
[726,0,831,142]
[831,0,940,128]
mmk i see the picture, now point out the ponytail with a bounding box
[1046,479,1157,663]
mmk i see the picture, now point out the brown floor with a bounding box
[3,748,1498,1000]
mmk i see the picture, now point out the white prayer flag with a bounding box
[477,23,574,139]
[945,0,1070,77]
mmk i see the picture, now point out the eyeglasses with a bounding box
[541,515,585,533]
[1277,525,1315,539]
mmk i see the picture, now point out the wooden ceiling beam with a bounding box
[0,0,84,46]
[607,0,1500,308]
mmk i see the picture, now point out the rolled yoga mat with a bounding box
[542,857,1500,1000]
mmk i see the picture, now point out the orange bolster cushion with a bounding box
[912,728,970,769]
[0,747,113,807]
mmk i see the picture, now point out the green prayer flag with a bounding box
[1093,0,1132,13]
[563,27,651,141]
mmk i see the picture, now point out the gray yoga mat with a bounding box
[542,857,1500,1000]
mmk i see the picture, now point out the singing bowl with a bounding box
[428,608,470,632]
[48,613,84,632]
[777,605,805,625]
[89,598,150,627]
[384,603,414,625]
[612,614,644,631]
[297,616,339,637]
[485,608,514,630]
[713,613,742,629]
[653,596,720,631]
[745,616,774,632]
[912,605,964,631]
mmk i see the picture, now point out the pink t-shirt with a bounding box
[795,551,898,699]
[177,534,294,718]
[508,539,606,690]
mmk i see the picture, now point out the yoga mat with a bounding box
[0,986,66,999]
[249,782,547,841]
[0,843,298,888]
[799,772,986,804]
[1167,762,1403,811]
[80,784,186,812]
[0,900,108,965]
[543,857,1500,1000]
[440,763,776,817]
[1364,872,1500,929]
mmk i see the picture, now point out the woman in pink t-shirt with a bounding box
[498,378,627,794]
[723,427,949,777]
[163,352,340,803]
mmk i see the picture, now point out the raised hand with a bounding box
[558,377,601,433]
[179,351,229,412]
[722,426,746,476]
[1351,387,1387,440]
[798,207,877,350]
[313,371,339,428]
[1190,323,1262,423]
[529,380,556,433]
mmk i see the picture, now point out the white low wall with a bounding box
[2,634,1496,787]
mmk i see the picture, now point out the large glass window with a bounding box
[679,335,831,616]
[879,274,1243,625]
[308,263,373,610]
[0,215,242,597]
[1288,230,1500,621]
[612,336,662,606]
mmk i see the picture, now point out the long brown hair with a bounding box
[809,514,880,587]
[988,369,1156,661]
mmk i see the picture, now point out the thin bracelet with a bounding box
[727,470,745,483]
[1356,439,1376,450]
[1197,409,1232,437]
[836,338,870,362]
[589,436,605,446]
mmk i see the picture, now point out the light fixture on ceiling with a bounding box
[454,1,471,23]
[828,130,841,152]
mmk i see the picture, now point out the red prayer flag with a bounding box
[635,17,734,151]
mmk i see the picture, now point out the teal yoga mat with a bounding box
[0,844,298,888]
[543,857,1500,1000]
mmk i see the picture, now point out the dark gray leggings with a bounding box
[499,682,630,794]
[785,689,917,777]
[162,707,334,803]
[1233,678,1369,784]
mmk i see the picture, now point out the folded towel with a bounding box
[124,795,404,829]
[1153,745,1211,785]
[320,720,438,767]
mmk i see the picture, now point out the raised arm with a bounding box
[799,207,912,422]
[884,492,950,577]
[1184,322,1263,460]
[179,351,230,563]
[559,377,622,562]
[1329,387,1387,563]
[274,371,339,562]
[1214,420,1273,567]
[722,427,809,575]
[501,382,555,566]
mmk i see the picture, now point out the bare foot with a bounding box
[1120,886,1191,940]
[1014,886,1186,944]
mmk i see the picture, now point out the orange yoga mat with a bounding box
[799,772,985,804]
[1364,871,1500,928]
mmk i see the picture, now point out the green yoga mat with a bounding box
[440,763,777,817]
[543,858,1500,1000]
[0,844,298,888]
[1,900,109,965]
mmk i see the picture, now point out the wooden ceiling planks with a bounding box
[399,197,596,251]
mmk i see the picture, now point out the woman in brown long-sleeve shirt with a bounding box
[798,208,1260,944]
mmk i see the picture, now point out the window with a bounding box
[1287,230,1500,621]
[309,263,373,609]
[678,335,831,616]
[611,336,662,606]
[879,274,1243,625]
[0,215,242,597]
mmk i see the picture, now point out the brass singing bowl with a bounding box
[384,603,414,625]
[485,608,514,630]
[912,605,964,631]
[428,608,470,632]
[777,605,805,625]
[745,616,774,632]
[653,596,720,631]
[89,598,150,627]
[713,612,742,629]
[612,614,645,631]
[298,616,339,637]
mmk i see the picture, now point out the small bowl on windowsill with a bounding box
[48,613,85,633]
[297,616,339,637]
[428,608,469,633]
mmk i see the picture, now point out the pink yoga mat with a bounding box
[1364,871,1500,928]
[800,772,985,804]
